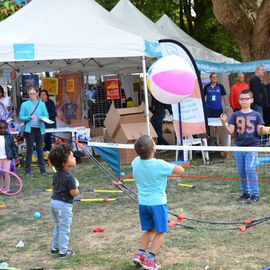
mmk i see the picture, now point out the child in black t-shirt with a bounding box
[48,143,80,258]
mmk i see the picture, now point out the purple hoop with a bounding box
[0,169,23,196]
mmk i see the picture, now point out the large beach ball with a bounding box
[147,55,196,104]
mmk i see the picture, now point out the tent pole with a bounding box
[141,56,150,136]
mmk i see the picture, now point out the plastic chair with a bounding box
[175,135,209,163]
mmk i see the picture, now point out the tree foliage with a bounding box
[193,0,241,61]
[0,0,28,20]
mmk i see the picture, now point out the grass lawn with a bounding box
[0,152,270,270]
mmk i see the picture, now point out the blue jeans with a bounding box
[234,151,259,197]
[50,199,73,254]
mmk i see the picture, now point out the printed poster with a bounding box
[105,79,120,100]
[67,79,75,93]
[42,78,58,95]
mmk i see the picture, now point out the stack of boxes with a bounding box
[104,103,157,163]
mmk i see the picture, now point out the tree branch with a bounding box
[251,0,270,59]
[179,0,187,32]
[238,0,258,24]
[212,0,253,61]
[183,0,194,35]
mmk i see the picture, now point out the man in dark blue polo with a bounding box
[203,72,229,118]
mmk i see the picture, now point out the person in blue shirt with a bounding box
[204,72,229,118]
[19,86,49,176]
[220,89,265,204]
[132,135,184,270]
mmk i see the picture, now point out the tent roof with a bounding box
[111,0,238,64]
[0,0,147,73]
[156,14,238,64]
[111,0,168,41]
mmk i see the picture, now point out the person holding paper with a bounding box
[40,90,57,151]
[19,86,49,176]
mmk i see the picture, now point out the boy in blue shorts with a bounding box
[221,89,265,204]
[132,135,185,270]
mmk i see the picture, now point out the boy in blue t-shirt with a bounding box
[132,135,184,270]
[220,89,265,204]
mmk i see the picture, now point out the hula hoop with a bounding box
[0,169,23,196]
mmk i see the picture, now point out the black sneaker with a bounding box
[237,193,250,202]
[51,249,59,255]
[59,249,75,258]
[248,196,259,204]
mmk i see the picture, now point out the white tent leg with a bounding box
[141,56,150,136]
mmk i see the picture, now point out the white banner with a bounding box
[159,40,207,138]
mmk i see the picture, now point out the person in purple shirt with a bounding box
[220,89,265,204]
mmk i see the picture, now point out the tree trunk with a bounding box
[212,0,270,61]
[183,0,194,35]
[179,0,187,32]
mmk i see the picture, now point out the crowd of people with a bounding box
[204,65,269,119]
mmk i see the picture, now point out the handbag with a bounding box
[18,101,40,141]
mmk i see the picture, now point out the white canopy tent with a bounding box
[0,0,157,133]
[111,0,168,42]
[111,0,238,65]
[0,0,149,74]
[156,14,238,64]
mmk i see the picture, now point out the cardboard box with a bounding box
[114,122,157,144]
[120,148,137,164]
[163,122,176,145]
[163,133,176,145]
[163,122,175,134]
[104,103,151,137]
[104,129,115,143]
[91,127,104,138]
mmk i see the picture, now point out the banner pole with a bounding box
[142,56,150,136]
